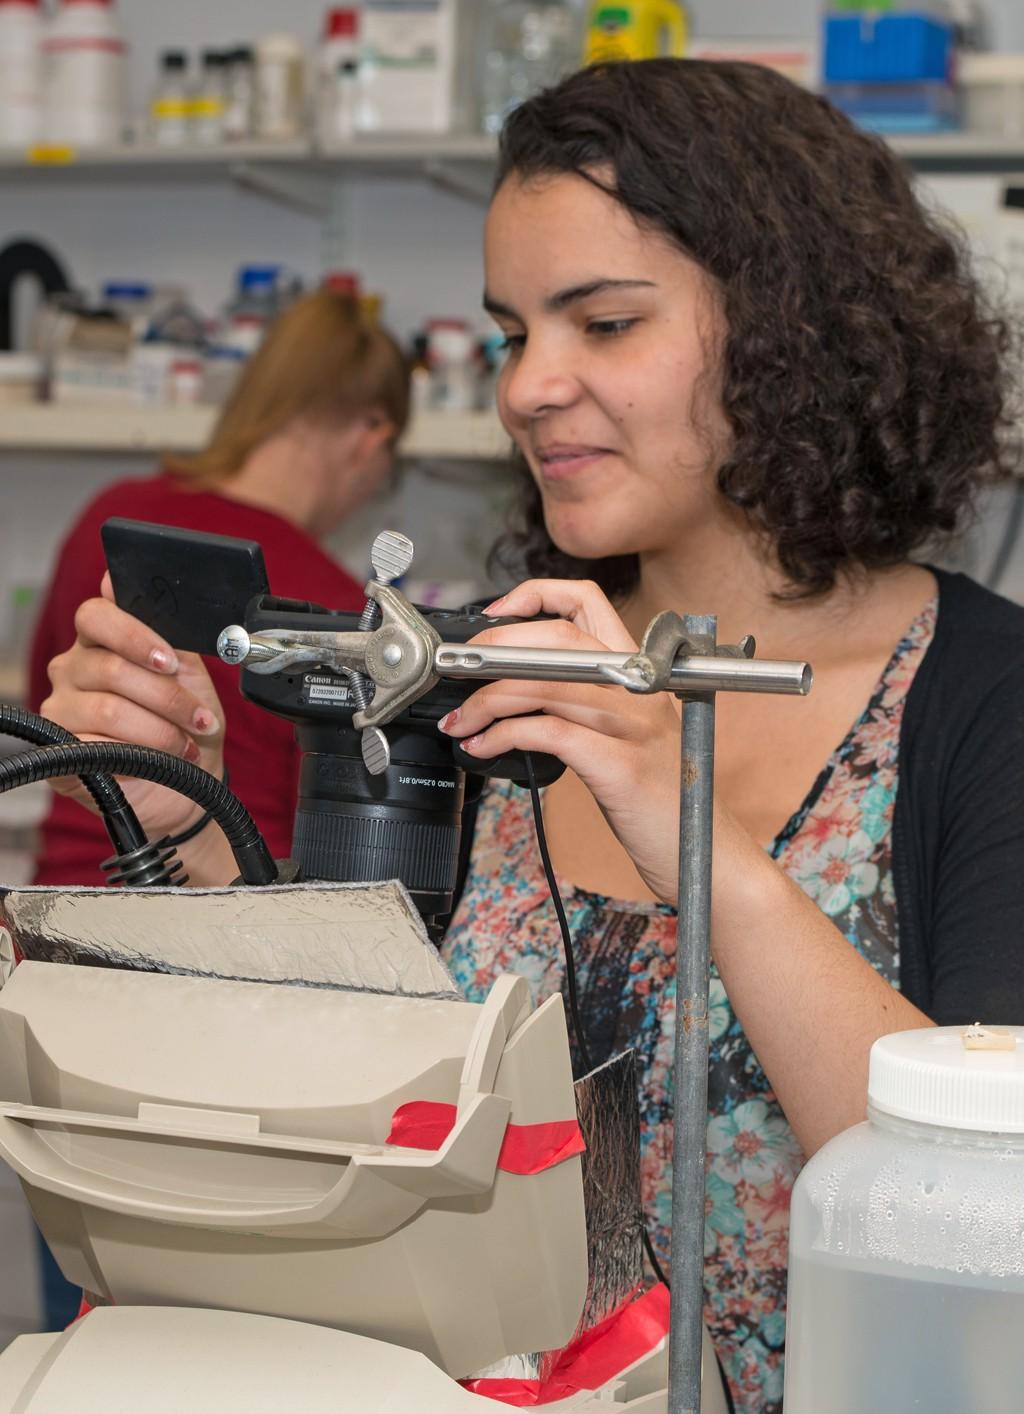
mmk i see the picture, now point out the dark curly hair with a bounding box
[490,58,1016,599]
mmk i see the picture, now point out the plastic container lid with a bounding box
[256,33,304,59]
[869,1025,1024,1133]
[325,8,359,39]
[103,282,152,301]
[324,270,360,296]
[238,264,280,292]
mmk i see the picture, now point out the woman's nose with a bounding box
[500,336,580,422]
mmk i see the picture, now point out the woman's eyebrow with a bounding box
[482,278,657,320]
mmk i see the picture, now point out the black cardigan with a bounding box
[453,568,1024,1026]
[895,568,1024,1024]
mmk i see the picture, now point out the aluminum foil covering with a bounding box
[0,880,461,999]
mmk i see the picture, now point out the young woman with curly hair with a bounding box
[40,60,1024,1411]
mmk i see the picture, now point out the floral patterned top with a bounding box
[442,594,937,1413]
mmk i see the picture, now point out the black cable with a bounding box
[165,768,230,847]
[522,751,670,1292]
[0,742,277,886]
[1,702,148,857]
[523,751,593,1074]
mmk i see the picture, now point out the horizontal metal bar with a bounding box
[433,643,812,696]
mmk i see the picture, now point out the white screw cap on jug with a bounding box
[869,1024,1024,1132]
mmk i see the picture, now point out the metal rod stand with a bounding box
[668,616,718,1414]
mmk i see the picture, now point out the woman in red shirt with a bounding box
[29,288,410,884]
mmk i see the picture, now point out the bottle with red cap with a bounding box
[42,0,127,148]
[316,6,360,148]
[0,0,43,146]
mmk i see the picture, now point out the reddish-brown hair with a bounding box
[166,289,410,487]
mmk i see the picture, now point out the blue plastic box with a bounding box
[824,14,954,84]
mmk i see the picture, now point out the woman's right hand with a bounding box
[40,572,226,842]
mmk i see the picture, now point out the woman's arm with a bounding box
[40,574,237,887]
[443,578,933,1157]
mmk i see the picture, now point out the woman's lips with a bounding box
[535,446,611,480]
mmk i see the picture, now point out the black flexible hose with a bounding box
[1,703,147,857]
[0,742,277,886]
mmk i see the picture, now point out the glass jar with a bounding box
[477,1,584,136]
[148,49,189,148]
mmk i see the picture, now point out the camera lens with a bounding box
[292,725,466,923]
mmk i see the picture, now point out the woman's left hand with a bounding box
[438,578,684,904]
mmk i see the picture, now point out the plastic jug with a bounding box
[785,1025,1024,1412]
[583,1,687,65]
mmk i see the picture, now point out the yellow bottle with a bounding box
[583,1,687,65]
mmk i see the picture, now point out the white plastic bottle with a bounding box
[0,0,43,147]
[786,1025,1024,1412]
[427,318,478,412]
[254,33,305,141]
[316,7,359,147]
[42,0,127,148]
[356,0,478,134]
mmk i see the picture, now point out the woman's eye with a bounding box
[498,333,526,353]
[587,318,639,338]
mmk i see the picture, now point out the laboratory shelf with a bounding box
[0,136,498,184]
[888,132,1024,174]
[2,132,1024,180]
[0,405,509,461]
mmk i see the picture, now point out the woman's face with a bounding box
[484,171,730,564]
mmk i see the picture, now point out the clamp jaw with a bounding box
[218,582,440,731]
[601,613,755,694]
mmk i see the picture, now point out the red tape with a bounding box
[460,1283,671,1406]
[385,1100,585,1176]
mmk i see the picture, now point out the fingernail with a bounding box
[192,708,218,735]
[150,648,179,674]
[438,708,460,733]
[462,734,484,755]
[483,595,507,616]
[183,739,201,764]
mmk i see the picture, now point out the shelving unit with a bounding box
[0,405,508,460]
[3,131,1024,183]
[889,133,1024,174]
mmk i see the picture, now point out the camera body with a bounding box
[102,519,564,926]
[242,590,564,921]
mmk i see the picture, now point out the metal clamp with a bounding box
[600,611,755,696]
